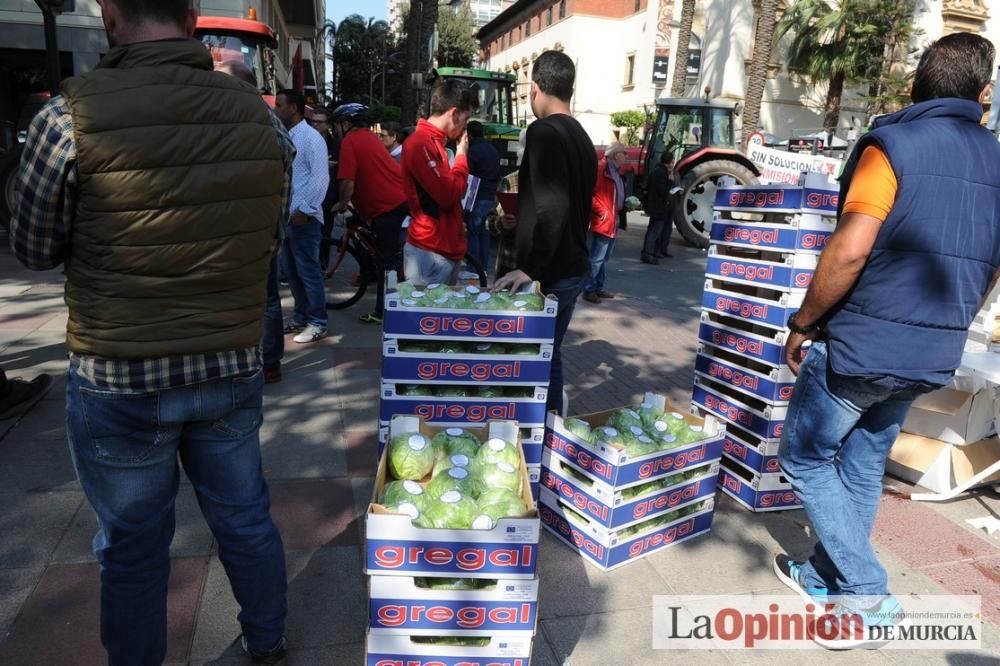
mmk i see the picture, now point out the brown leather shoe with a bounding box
[596,290,616,299]
[263,366,282,384]
[582,291,601,304]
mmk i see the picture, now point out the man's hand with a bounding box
[784,329,820,376]
[493,269,533,294]
[289,210,308,226]
[500,213,517,230]
[456,130,469,157]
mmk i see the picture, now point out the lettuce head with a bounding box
[387,433,435,480]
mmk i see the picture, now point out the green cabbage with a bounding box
[591,426,627,448]
[676,425,707,444]
[411,636,491,646]
[426,466,477,499]
[434,385,469,397]
[437,341,469,354]
[397,339,438,353]
[489,291,512,310]
[474,461,522,494]
[506,343,540,356]
[414,577,481,591]
[448,292,472,309]
[563,417,593,441]
[477,437,520,467]
[610,409,644,432]
[416,490,480,528]
[472,343,497,354]
[383,501,423,521]
[624,435,658,458]
[656,433,681,450]
[471,292,500,310]
[432,453,472,478]
[503,386,534,398]
[398,384,433,396]
[424,283,452,300]
[387,433,435,480]
[637,401,665,429]
[620,480,663,501]
[665,412,689,435]
[512,292,544,311]
[395,281,417,299]
[475,385,505,398]
[380,479,428,510]
[474,488,530,528]
[431,428,481,461]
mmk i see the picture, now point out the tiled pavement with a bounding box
[1,219,999,665]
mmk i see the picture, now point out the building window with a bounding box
[525,19,531,37]
[624,53,636,88]
[547,7,553,25]
[559,1,566,19]
[635,0,641,12]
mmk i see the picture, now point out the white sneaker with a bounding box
[292,324,326,344]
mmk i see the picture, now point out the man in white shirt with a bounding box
[275,89,330,343]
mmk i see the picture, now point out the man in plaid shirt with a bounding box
[10,1,292,663]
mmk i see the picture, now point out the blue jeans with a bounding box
[778,341,924,598]
[281,219,327,329]
[66,368,287,665]
[542,274,587,415]
[584,232,615,294]
[465,198,494,276]
[262,251,284,369]
[403,243,461,286]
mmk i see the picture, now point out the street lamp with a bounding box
[34,0,75,95]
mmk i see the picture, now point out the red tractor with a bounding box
[625,98,760,248]
[194,11,281,106]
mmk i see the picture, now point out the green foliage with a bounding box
[332,14,403,107]
[610,110,645,146]
[437,0,478,68]
[368,104,402,124]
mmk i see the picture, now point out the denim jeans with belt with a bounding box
[778,341,925,599]
[66,368,287,665]
[541,274,587,415]
[280,218,327,329]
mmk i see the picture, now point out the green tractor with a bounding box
[425,67,521,175]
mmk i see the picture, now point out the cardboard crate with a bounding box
[901,385,997,446]
[714,181,839,217]
[367,575,539,636]
[702,285,803,330]
[694,347,796,405]
[539,452,719,529]
[706,247,818,293]
[365,631,533,666]
[384,277,558,343]
[382,338,554,385]
[887,432,1000,494]
[366,417,540,579]
[544,393,725,488]
[721,420,781,475]
[698,312,787,367]
[692,374,787,440]
[538,488,715,571]
[380,383,548,426]
[379,424,545,465]
[717,458,801,512]
[709,215,834,255]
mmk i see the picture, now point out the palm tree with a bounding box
[670,0,696,97]
[776,0,875,132]
[742,0,779,145]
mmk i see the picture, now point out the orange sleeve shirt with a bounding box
[841,145,898,222]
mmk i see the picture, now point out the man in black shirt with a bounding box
[494,51,597,415]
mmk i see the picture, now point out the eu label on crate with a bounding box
[384,309,556,341]
[702,289,797,329]
[366,540,537,576]
[692,384,783,439]
[707,256,813,291]
[382,356,552,384]
[369,598,537,633]
[379,396,548,425]
[698,321,784,366]
[695,354,795,404]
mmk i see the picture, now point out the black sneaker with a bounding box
[282,321,306,335]
[0,374,54,420]
[241,635,287,665]
[773,553,834,605]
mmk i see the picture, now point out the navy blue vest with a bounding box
[824,98,1000,386]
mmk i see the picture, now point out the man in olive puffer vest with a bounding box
[10,1,292,664]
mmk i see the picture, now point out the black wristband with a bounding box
[787,312,819,335]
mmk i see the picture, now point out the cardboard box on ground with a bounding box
[889,375,1000,494]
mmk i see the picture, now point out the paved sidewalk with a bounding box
[0,219,998,665]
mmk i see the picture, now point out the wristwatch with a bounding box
[787,312,820,335]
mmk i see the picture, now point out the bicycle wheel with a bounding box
[323,236,370,310]
[462,253,489,288]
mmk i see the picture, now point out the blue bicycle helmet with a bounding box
[331,103,368,123]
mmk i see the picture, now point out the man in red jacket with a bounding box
[583,142,626,303]
[401,79,478,285]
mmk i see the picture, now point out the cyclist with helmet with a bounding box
[330,103,409,324]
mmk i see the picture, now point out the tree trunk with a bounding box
[742,0,778,146]
[824,70,844,132]
[400,0,423,123]
[670,0,695,97]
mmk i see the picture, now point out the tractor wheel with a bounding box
[675,159,758,248]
